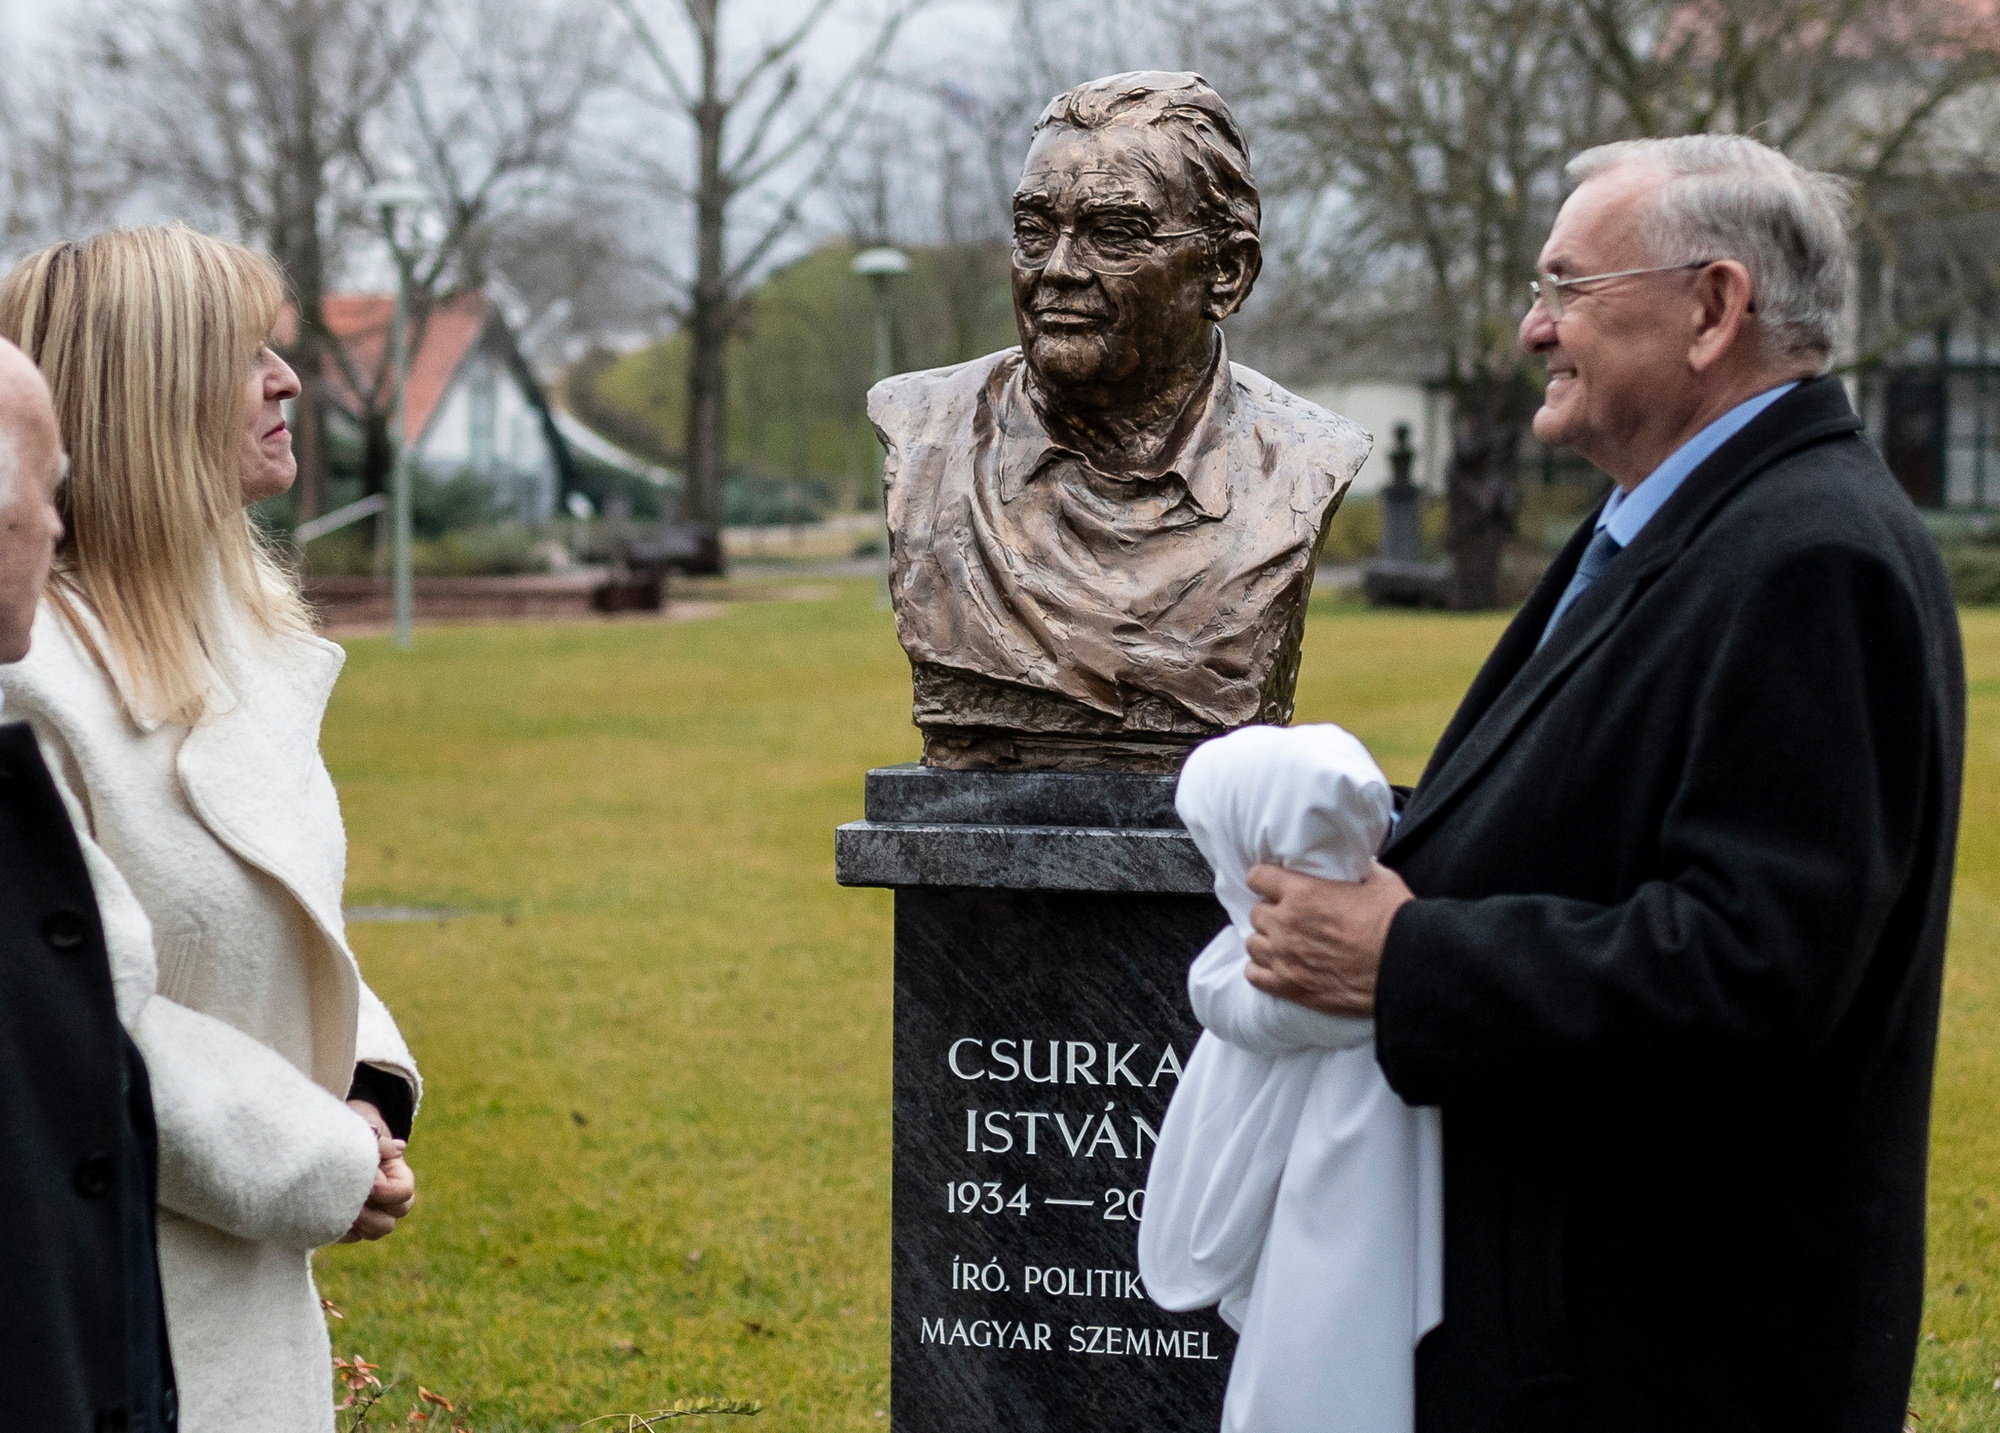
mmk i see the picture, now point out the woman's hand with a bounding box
[339,1099,416,1244]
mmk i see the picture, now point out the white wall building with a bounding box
[322,292,572,522]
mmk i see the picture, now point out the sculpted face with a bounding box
[1010,125,1228,396]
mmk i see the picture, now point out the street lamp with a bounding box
[851,246,909,603]
[362,178,434,651]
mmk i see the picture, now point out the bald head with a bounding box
[0,338,64,662]
[0,339,58,506]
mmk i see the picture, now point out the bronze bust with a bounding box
[869,71,1369,771]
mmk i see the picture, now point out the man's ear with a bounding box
[1204,236,1262,322]
[1688,259,1756,374]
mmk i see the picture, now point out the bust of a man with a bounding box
[869,71,1368,771]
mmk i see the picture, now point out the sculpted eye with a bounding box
[1013,218,1057,255]
[1093,225,1150,256]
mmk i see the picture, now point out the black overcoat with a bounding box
[1375,376,1966,1433]
[0,718,174,1430]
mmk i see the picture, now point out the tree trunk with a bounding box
[275,227,332,523]
[682,0,729,538]
[1443,370,1536,610]
[360,407,394,497]
[276,16,331,523]
[286,327,330,522]
[360,408,394,574]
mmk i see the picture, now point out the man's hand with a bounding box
[1243,861,1415,1018]
[340,1099,416,1244]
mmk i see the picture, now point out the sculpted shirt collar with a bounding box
[990,335,1235,521]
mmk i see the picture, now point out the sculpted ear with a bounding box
[1204,235,1261,322]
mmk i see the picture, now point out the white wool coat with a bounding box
[1,602,420,1433]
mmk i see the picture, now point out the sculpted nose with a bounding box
[1041,231,1093,286]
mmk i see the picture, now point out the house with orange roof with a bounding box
[315,291,577,523]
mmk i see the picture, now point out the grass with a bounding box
[316,583,2000,1429]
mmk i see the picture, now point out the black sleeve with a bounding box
[1375,544,1937,1104]
[346,1064,415,1141]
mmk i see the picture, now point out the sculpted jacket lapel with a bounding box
[1384,376,1866,862]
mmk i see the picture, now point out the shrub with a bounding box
[414,526,549,578]
[1945,544,2000,605]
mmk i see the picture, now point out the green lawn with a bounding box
[316,585,2000,1430]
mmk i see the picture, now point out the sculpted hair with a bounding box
[0,225,308,725]
[1567,135,1853,364]
[1034,70,1262,255]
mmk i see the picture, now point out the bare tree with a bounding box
[335,0,616,493]
[1567,0,2000,481]
[609,0,925,529]
[0,76,131,248]
[78,0,612,518]
[1233,0,1606,608]
[1232,0,2000,606]
[92,0,429,520]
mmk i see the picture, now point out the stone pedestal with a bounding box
[1365,423,1452,609]
[837,765,1235,1432]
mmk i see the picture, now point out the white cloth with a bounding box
[1140,724,1443,1433]
[1,600,420,1433]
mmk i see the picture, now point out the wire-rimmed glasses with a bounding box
[1529,260,1717,320]
[1012,216,1208,276]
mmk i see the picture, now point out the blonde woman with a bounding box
[0,226,420,1432]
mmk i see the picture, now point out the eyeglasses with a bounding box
[1012,217,1207,276]
[1529,260,1716,320]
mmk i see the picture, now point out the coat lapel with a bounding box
[173,629,353,962]
[1385,376,1865,859]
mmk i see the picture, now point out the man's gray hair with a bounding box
[1566,135,1853,362]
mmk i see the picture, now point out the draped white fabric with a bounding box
[1139,724,1443,1433]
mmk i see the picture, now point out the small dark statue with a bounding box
[869,71,1368,771]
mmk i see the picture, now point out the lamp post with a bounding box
[851,246,910,603]
[362,178,434,651]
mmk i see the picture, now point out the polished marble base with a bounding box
[839,767,1233,1432]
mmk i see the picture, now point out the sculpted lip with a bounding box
[1033,308,1110,327]
[263,420,289,440]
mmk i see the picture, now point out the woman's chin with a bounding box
[241,459,298,507]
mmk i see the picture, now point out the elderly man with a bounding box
[870,71,1366,770]
[0,338,178,1431]
[1245,135,1963,1431]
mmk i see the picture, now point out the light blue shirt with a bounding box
[1388,381,1804,832]
[1596,382,1799,546]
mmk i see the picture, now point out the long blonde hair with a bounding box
[0,224,309,725]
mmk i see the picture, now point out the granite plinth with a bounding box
[835,765,1212,894]
[862,764,1183,827]
[838,767,1233,1432]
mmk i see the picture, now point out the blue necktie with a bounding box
[1537,527,1623,649]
